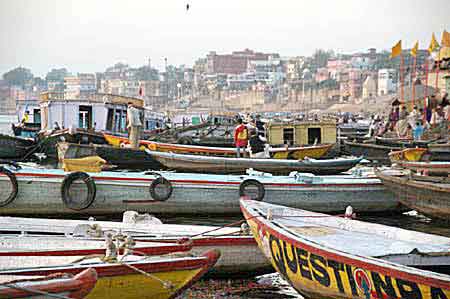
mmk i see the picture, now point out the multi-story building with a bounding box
[64,73,96,99]
[378,69,396,96]
[206,49,279,74]
[362,75,377,99]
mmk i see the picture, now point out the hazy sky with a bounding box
[0,0,448,77]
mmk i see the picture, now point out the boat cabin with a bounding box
[267,120,336,146]
[40,92,145,135]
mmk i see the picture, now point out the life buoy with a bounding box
[177,136,193,145]
[61,172,96,210]
[0,167,18,207]
[149,176,173,201]
[239,179,265,201]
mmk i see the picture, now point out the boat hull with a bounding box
[0,217,272,278]
[343,140,399,164]
[0,168,401,215]
[0,251,220,299]
[57,142,163,170]
[0,268,97,299]
[377,171,450,221]
[0,134,35,159]
[104,133,333,160]
[147,151,362,175]
[240,199,450,299]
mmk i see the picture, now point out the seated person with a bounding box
[248,129,268,158]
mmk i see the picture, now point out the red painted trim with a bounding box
[2,255,214,279]
[241,204,450,290]
[0,243,193,257]
[136,236,257,246]
[0,268,97,299]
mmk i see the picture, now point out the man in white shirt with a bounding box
[127,102,142,149]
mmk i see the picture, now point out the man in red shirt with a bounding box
[234,118,248,158]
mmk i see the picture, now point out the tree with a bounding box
[312,49,335,69]
[2,67,34,87]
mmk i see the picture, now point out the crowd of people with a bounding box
[365,93,450,141]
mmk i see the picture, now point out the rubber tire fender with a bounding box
[149,176,173,201]
[0,167,18,207]
[177,136,193,145]
[61,172,96,211]
[239,179,265,201]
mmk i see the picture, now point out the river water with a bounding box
[165,211,450,299]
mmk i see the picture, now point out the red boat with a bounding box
[0,268,97,299]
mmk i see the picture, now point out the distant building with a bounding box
[362,75,377,99]
[378,69,396,96]
[206,49,279,74]
[64,73,96,99]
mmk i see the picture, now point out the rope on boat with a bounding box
[186,212,350,239]
[0,282,72,299]
[118,260,175,290]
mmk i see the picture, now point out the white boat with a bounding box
[0,213,271,278]
[0,163,402,215]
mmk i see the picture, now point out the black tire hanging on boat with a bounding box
[239,179,265,201]
[177,136,193,145]
[149,176,173,201]
[61,172,96,210]
[0,166,18,207]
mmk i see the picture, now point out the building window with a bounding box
[308,128,321,145]
[79,106,92,129]
[283,128,294,145]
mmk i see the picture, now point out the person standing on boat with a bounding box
[248,129,268,158]
[127,102,142,149]
[234,118,248,158]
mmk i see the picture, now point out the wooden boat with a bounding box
[375,136,431,148]
[57,142,164,170]
[12,123,41,139]
[428,142,450,161]
[377,169,450,221]
[146,150,363,175]
[343,140,399,164]
[103,133,333,160]
[0,163,401,215]
[0,235,193,268]
[240,198,450,299]
[0,214,271,278]
[31,128,108,159]
[0,268,97,299]
[393,160,450,175]
[388,147,428,163]
[0,250,220,299]
[0,134,35,159]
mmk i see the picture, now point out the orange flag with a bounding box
[390,40,402,58]
[428,33,439,53]
[441,30,450,47]
[410,41,419,57]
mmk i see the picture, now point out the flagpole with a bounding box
[435,49,441,91]
[424,57,429,118]
[400,53,404,103]
[411,54,417,108]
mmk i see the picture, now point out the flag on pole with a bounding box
[390,40,402,58]
[428,33,439,53]
[410,41,419,57]
[442,30,450,47]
